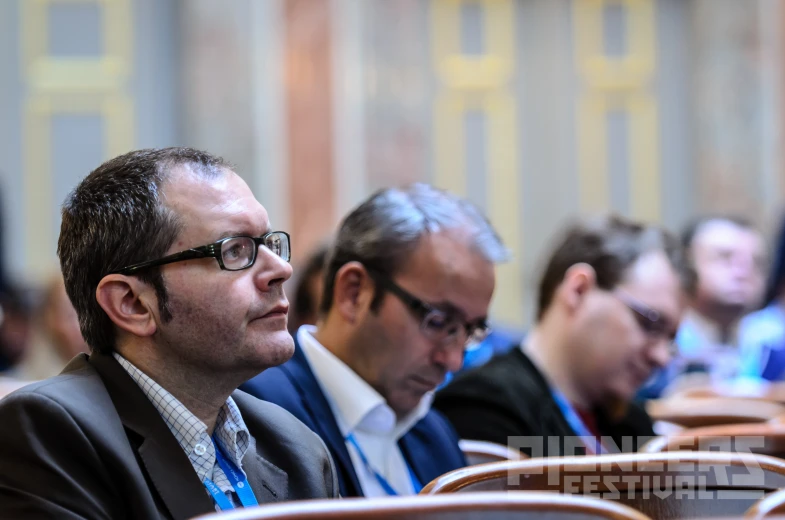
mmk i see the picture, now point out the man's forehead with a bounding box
[410,229,484,269]
[695,220,757,248]
[619,253,685,321]
[161,165,270,238]
[398,230,495,317]
[622,251,679,287]
[162,163,232,199]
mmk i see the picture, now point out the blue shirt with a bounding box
[738,303,785,381]
[636,312,739,400]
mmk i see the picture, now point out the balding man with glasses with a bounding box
[0,148,337,520]
[242,183,508,497]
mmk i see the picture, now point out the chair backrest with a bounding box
[192,491,652,520]
[646,397,785,428]
[640,423,785,459]
[459,439,526,466]
[652,421,684,436]
[746,488,785,518]
[670,382,785,405]
[421,451,785,519]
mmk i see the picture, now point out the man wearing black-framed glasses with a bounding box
[242,183,508,498]
[0,148,337,518]
[434,215,692,458]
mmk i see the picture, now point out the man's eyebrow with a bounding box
[215,230,246,241]
[215,226,272,241]
[430,300,487,323]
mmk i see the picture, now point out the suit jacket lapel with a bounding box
[240,443,288,502]
[230,392,290,502]
[284,340,362,496]
[89,352,215,520]
[515,350,591,455]
[398,425,435,490]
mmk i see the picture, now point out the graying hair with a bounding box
[320,183,508,313]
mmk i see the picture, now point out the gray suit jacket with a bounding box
[0,352,338,519]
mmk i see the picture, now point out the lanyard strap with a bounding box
[345,433,422,495]
[203,439,259,510]
[203,477,234,511]
[551,389,607,455]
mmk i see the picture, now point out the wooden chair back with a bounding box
[646,398,785,428]
[421,451,785,519]
[459,439,526,466]
[192,492,653,520]
[746,488,785,518]
[640,423,785,459]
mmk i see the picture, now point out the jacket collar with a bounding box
[89,352,214,519]
[88,351,287,518]
[282,337,363,496]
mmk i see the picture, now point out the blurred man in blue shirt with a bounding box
[637,215,766,399]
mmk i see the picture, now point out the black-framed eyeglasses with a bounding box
[614,290,678,353]
[110,231,291,275]
[370,272,490,347]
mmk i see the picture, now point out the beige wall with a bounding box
[5,0,785,330]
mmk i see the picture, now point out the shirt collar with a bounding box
[298,325,431,438]
[112,353,251,476]
[678,309,739,352]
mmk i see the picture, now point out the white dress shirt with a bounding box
[298,325,431,496]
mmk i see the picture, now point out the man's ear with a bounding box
[331,262,376,325]
[95,274,159,338]
[559,263,597,314]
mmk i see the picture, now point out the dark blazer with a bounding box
[433,348,656,457]
[240,336,466,497]
[0,352,338,519]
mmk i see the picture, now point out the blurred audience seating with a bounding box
[421,451,785,519]
[640,422,785,458]
[458,439,526,466]
[193,492,652,520]
[645,397,785,428]
[668,381,785,404]
[746,488,785,518]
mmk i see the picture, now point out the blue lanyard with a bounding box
[551,389,607,455]
[345,433,422,495]
[203,439,259,510]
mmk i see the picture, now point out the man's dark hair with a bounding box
[57,147,229,354]
[320,183,508,315]
[536,215,694,321]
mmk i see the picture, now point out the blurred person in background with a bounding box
[637,215,766,398]
[0,182,32,376]
[738,215,785,381]
[0,286,33,375]
[243,183,508,497]
[438,324,522,388]
[287,242,329,335]
[434,215,691,456]
[16,273,88,380]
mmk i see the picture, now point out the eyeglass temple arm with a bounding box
[114,247,212,275]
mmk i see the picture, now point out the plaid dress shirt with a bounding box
[114,353,252,509]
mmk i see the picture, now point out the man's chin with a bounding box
[246,333,295,369]
[606,381,638,405]
[717,298,748,315]
[603,391,632,420]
